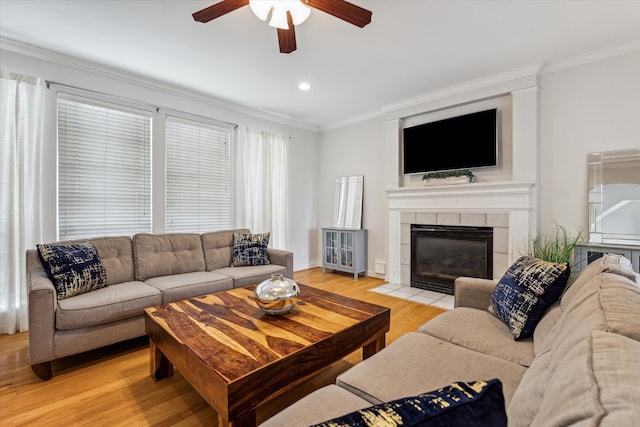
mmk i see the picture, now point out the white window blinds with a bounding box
[57,96,152,240]
[165,115,232,232]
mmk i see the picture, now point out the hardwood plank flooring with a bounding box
[0,268,446,426]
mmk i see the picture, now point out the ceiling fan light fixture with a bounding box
[249,0,271,21]
[250,1,311,29]
[268,7,290,29]
[287,1,311,25]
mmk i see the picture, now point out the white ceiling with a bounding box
[2,0,640,130]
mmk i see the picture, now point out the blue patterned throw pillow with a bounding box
[488,255,570,340]
[231,232,271,267]
[37,242,108,300]
[311,379,506,427]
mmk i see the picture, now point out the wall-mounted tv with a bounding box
[402,108,498,174]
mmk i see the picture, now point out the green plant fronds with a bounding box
[526,224,583,265]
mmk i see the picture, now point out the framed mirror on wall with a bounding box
[333,176,363,229]
[588,148,640,245]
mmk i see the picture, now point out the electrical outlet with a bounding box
[302,250,307,257]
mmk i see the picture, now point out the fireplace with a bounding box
[411,224,493,295]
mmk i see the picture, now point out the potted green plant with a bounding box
[524,224,583,281]
[422,169,473,186]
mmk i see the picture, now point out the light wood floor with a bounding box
[0,268,446,426]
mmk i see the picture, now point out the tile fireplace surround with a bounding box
[386,181,536,287]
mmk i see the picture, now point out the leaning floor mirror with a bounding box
[333,176,364,229]
[588,148,640,245]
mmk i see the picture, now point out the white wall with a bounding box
[317,119,387,276]
[538,50,640,236]
[1,47,320,272]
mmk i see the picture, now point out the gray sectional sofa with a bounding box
[261,254,640,426]
[26,229,293,380]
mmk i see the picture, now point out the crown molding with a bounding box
[380,63,543,119]
[0,37,320,133]
[542,38,640,74]
[320,109,385,132]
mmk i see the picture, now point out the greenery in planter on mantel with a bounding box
[422,169,474,182]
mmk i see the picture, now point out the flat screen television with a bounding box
[402,108,498,174]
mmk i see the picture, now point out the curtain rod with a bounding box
[45,80,239,129]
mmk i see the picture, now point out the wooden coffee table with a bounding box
[144,283,390,427]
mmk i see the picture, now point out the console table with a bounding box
[322,228,368,279]
[574,243,640,274]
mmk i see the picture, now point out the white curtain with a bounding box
[0,70,44,334]
[233,127,289,249]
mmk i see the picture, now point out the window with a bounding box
[165,115,232,232]
[57,96,151,239]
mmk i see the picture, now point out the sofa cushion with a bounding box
[336,332,527,407]
[89,236,135,285]
[56,281,162,330]
[133,233,205,281]
[37,242,108,300]
[259,385,373,427]
[417,307,534,367]
[550,270,640,366]
[509,330,640,427]
[231,232,271,267]
[312,379,506,427]
[505,349,552,426]
[532,302,561,357]
[202,228,250,271]
[214,264,286,288]
[144,271,233,303]
[560,253,636,311]
[488,256,570,340]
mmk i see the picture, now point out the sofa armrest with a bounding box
[26,249,57,366]
[267,248,293,279]
[454,276,498,310]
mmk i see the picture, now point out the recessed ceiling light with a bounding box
[298,82,311,91]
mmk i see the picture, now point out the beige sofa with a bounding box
[26,229,293,380]
[261,254,640,426]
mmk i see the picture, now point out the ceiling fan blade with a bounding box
[277,12,297,53]
[305,0,372,27]
[193,0,249,23]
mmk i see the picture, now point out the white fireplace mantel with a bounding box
[387,181,535,211]
[386,181,537,285]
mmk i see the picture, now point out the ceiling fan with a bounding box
[192,0,372,54]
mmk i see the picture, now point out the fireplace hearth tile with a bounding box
[370,284,454,310]
[413,289,447,299]
[409,295,440,306]
[370,283,405,293]
[386,290,418,300]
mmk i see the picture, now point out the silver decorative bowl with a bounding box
[254,274,300,314]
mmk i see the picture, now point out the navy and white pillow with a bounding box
[311,379,506,427]
[37,242,108,300]
[488,255,570,340]
[231,232,271,267]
